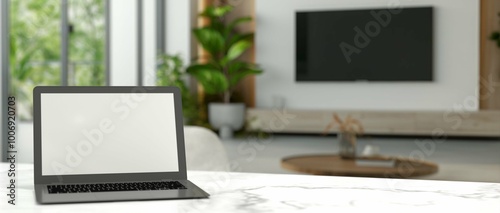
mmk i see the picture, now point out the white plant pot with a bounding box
[208,103,245,139]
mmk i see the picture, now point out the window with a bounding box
[1,0,193,162]
[8,0,107,120]
[9,0,63,120]
[68,0,106,86]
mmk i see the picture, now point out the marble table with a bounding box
[1,163,499,212]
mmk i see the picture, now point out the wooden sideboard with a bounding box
[246,108,500,137]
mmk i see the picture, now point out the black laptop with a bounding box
[33,86,209,204]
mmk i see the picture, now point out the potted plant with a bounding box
[187,4,263,138]
[323,113,364,159]
[156,54,200,125]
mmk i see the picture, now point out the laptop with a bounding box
[33,86,209,204]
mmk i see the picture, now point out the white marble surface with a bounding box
[1,163,499,212]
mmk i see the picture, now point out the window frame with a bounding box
[1,0,169,161]
[1,0,10,162]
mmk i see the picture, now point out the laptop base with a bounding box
[36,180,209,204]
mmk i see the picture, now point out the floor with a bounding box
[221,134,500,183]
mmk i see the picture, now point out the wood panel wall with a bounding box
[480,0,500,110]
[226,0,256,107]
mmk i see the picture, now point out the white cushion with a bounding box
[184,126,229,171]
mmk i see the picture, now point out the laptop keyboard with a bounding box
[47,181,187,194]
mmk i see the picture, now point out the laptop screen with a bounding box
[40,93,179,176]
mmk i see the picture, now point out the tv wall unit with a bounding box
[243,0,497,137]
[256,0,480,111]
[247,108,500,137]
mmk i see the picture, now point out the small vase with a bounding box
[208,103,245,139]
[338,132,356,159]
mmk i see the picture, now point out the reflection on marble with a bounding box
[1,163,499,212]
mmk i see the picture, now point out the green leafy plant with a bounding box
[156,54,199,125]
[187,4,263,103]
[491,13,500,48]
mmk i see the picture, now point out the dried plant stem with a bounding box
[323,113,364,147]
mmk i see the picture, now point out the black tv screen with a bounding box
[296,7,433,81]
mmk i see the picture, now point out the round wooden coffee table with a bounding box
[281,154,438,178]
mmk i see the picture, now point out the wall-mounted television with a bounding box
[296,7,433,82]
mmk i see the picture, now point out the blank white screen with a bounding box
[41,93,179,176]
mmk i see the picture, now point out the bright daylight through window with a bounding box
[9,0,106,120]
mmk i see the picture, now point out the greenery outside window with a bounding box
[9,0,106,120]
[9,0,62,120]
[68,0,106,86]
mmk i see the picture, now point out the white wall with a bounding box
[255,0,480,111]
[165,0,192,63]
[110,0,138,86]
[142,0,157,86]
[111,0,193,86]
